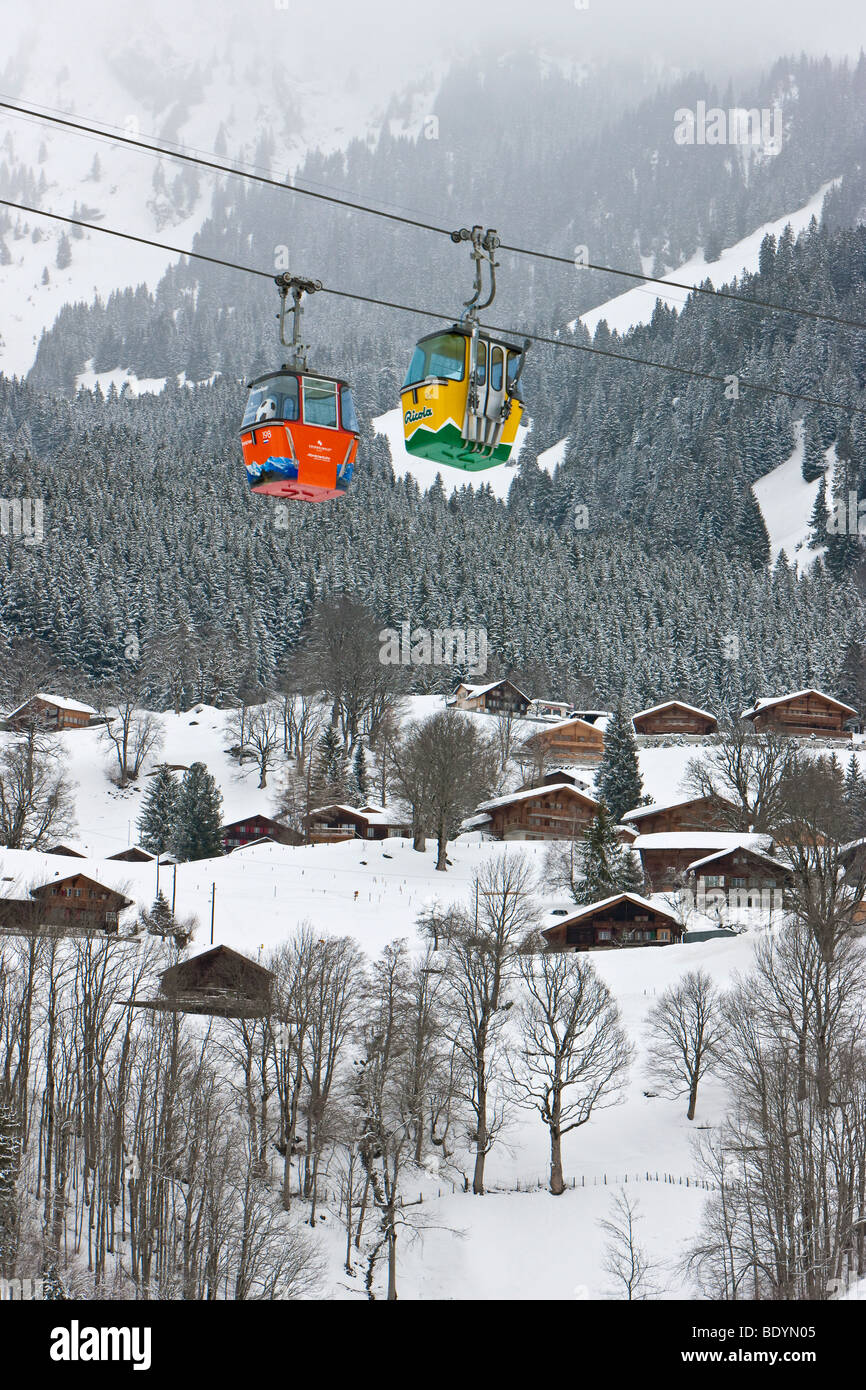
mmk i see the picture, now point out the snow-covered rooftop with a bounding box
[544,892,679,927]
[685,845,790,874]
[741,689,857,719]
[9,693,98,716]
[476,782,601,813]
[633,832,773,852]
[633,700,717,722]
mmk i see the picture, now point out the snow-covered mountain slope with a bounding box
[752,422,835,574]
[578,181,837,338]
[0,0,444,378]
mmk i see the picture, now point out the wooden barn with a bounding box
[108,846,156,862]
[221,814,303,853]
[635,832,775,892]
[632,701,718,736]
[620,795,735,836]
[684,845,792,909]
[305,802,412,844]
[470,782,601,841]
[522,716,605,766]
[142,946,273,1018]
[741,689,857,738]
[45,842,87,858]
[0,874,133,936]
[542,893,684,952]
[450,679,531,716]
[6,693,97,731]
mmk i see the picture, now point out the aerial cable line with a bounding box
[2,195,864,419]
[2,94,865,336]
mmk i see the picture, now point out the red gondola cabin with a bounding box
[241,370,360,502]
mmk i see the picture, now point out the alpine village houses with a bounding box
[4,693,98,731]
[0,874,133,936]
[468,782,602,841]
[450,679,532,716]
[632,701,718,736]
[522,717,606,766]
[741,689,857,738]
[304,803,413,843]
[542,894,684,952]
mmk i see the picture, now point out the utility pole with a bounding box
[210,882,216,944]
[171,862,177,916]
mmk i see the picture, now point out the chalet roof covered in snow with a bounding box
[741,689,857,718]
[621,795,722,824]
[684,845,791,874]
[453,678,531,701]
[8,693,97,717]
[632,700,716,721]
[632,832,773,852]
[476,782,601,813]
[547,892,680,927]
[308,802,410,827]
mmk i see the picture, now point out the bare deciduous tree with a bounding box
[644,968,724,1121]
[682,719,799,833]
[441,855,536,1193]
[393,710,499,869]
[513,950,631,1193]
[599,1191,658,1300]
[0,725,75,848]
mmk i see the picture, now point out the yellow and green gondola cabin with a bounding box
[400,327,525,471]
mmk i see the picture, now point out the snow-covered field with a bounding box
[0,700,844,1298]
[2,702,863,1299]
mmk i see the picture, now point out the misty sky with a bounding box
[4,0,865,99]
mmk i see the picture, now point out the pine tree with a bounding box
[142,889,174,936]
[844,752,866,839]
[597,705,644,823]
[352,740,369,803]
[312,725,346,803]
[574,809,645,905]
[55,233,71,270]
[136,765,179,855]
[170,761,224,861]
[808,475,828,548]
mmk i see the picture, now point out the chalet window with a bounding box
[367,829,375,838]
[705,875,723,888]
[597,929,612,941]
[730,877,746,888]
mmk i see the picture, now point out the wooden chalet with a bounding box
[0,873,133,936]
[108,846,155,862]
[516,768,591,794]
[5,693,97,731]
[139,946,273,1018]
[470,782,601,841]
[634,832,775,892]
[529,699,573,721]
[632,701,718,736]
[450,679,531,716]
[741,689,857,738]
[45,842,87,858]
[305,802,412,844]
[620,795,735,836]
[542,893,683,952]
[221,814,303,853]
[522,716,605,766]
[684,845,792,909]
